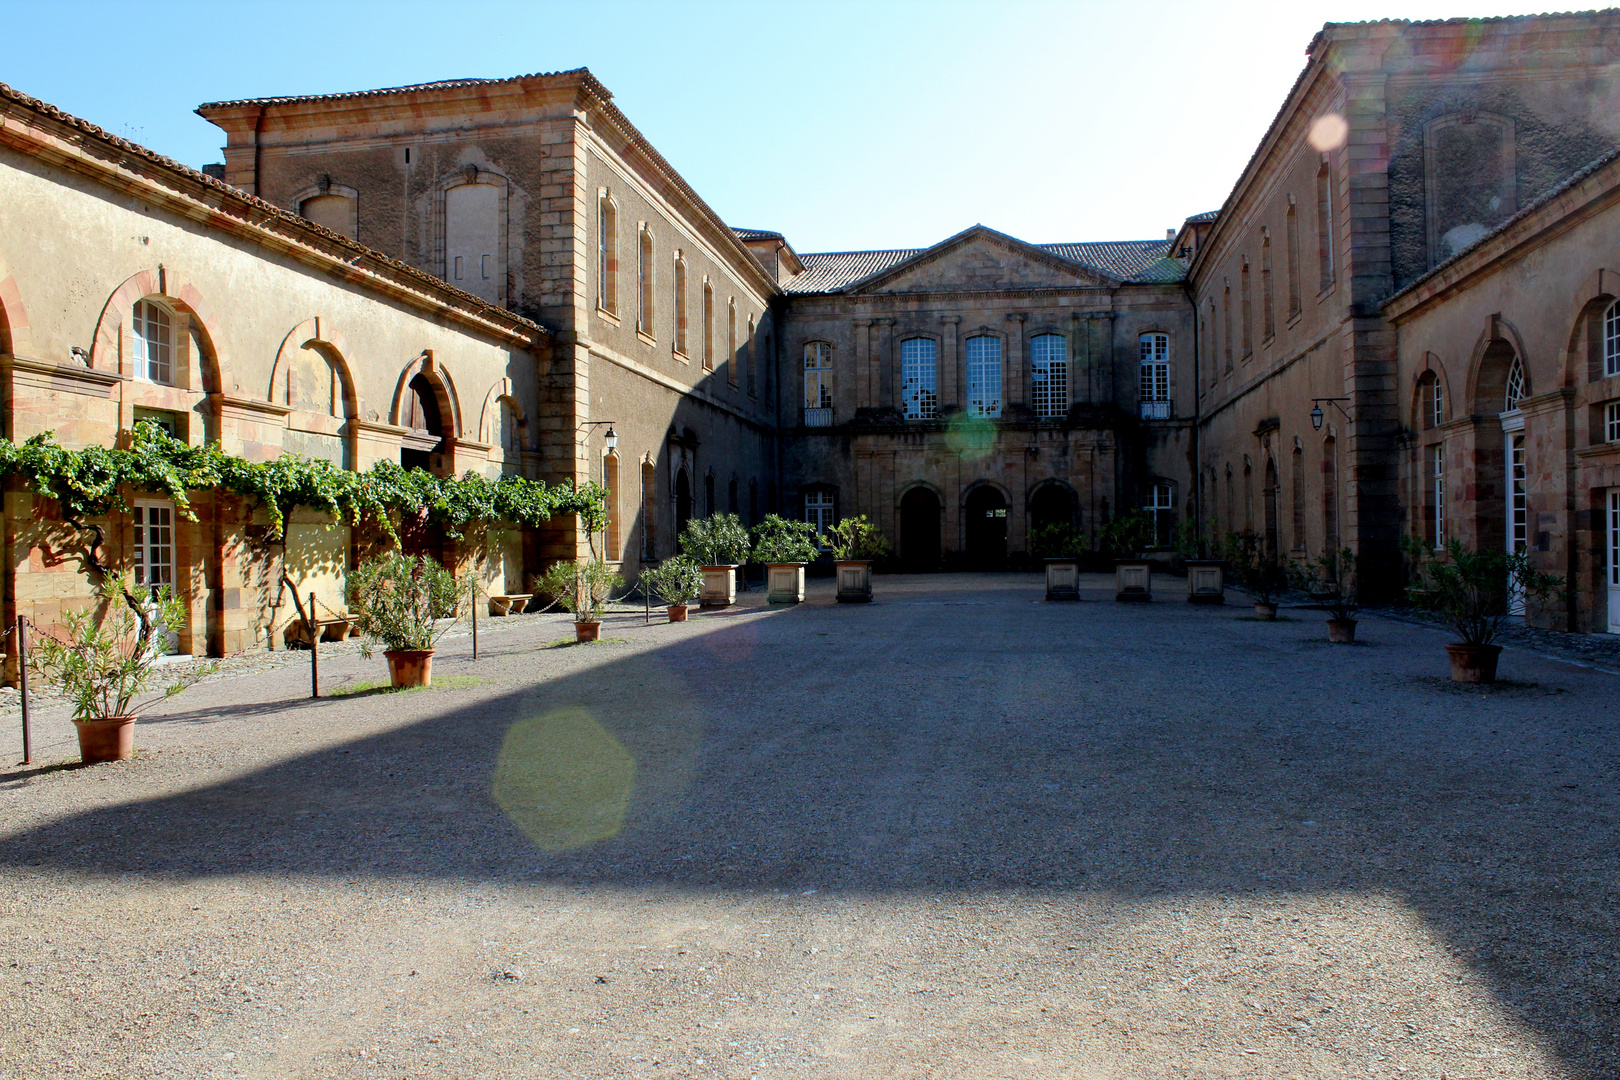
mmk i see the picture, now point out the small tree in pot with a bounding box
[536,559,623,641]
[1223,531,1287,619]
[1030,523,1084,602]
[642,556,703,622]
[1402,536,1564,682]
[752,514,821,604]
[348,551,465,687]
[678,514,751,608]
[827,515,890,603]
[30,578,216,763]
[1290,547,1360,642]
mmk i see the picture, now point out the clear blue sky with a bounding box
[3,0,1538,253]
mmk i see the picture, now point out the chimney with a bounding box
[1166,228,1175,240]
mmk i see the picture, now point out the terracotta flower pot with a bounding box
[1326,617,1358,643]
[1446,642,1502,683]
[384,648,435,688]
[1253,602,1277,621]
[667,604,688,623]
[74,716,135,763]
[575,620,601,642]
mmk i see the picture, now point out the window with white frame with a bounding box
[1607,400,1620,443]
[1606,299,1620,378]
[1504,356,1526,411]
[1139,332,1170,418]
[133,299,173,385]
[1431,443,1445,548]
[900,337,938,420]
[133,501,174,590]
[1143,483,1174,549]
[804,490,834,546]
[803,342,833,412]
[1432,377,1444,428]
[1029,334,1067,419]
[965,335,1002,418]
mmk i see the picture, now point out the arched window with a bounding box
[1029,334,1067,419]
[1221,285,1233,372]
[704,471,716,517]
[673,256,688,357]
[1419,372,1443,430]
[727,298,738,386]
[1316,163,1335,289]
[900,337,939,420]
[1206,299,1218,385]
[299,191,357,239]
[1322,436,1339,553]
[637,226,654,335]
[447,178,502,305]
[965,335,1002,418]
[1285,202,1302,317]
[132,299,172,385]
[745,315,756,396]
[1504,356,1526,412]
[1239,259,1252,357]
[1605,299,1620,378]
[604,451,621,558]
[702,281,714,370]
[597,194,618,314]
[1138,333,1170,419]
[1290,446,1306,550]
[1261,234,1275,340]
[803,342,833,424]
[640,459,657,560]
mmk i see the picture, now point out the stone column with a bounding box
[1007,312,1028,409]
[877,318,897,410]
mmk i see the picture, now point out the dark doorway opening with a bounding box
[675,468,692,539]
[1263,457,1280,558]
[900,487,941,571]
[965,486,1009,570]
[1029,483,1077,533]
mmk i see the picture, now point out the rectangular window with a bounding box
[702,284,714,369]
[965,336,1002,418]
[1285,204,1302,317]
[746,316,756,396]
[1029,334,1067,419]
[453,256,463,280]
[674,260,688,356]
[727,300,737,386]
[133,501,174,589]
[1433,380,1444,428]
[1606,301,1620,377]
[804,490,834,546]
[1143,484,1174,549]
[900,337,938,419]
[1607,400,1620,443]
[597,198,617,314]
[1261,239,1275,340]
[1138,333,1170,419]
[1316,166,1335,290]
[1431,443,1445,548]
[132,300,172,385]
[804,342,833,425]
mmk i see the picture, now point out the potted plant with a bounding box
[1223,531,1286,619]
[1177,521,1225,604]
[827,515,890,603]
[1029,522,1083,602]
[347,551,466,687]
[1291,547,1360,642]
[29,578,215,763]
[1100,511,1157,601]
[752,514,821,604]
[536,559,623,641]
[1403,537,1564,682]
[678,514,751,608]
[642,556,703,622]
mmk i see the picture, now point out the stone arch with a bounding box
[1026,478,1080,530]
[894,479,946,509]
[89,268,230,392]
[0,267,35,356]
[1410,352,1453,430]
[389,352,463,438]
[1558,270,1620,385]
[435,164,511,306]
[477,377,527,454]
[959,478,1012,507]
[269,317,360,418]
[1465,316,1530,417]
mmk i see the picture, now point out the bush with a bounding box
[678,514,751,566]
[751,514,821,564]
[641,556,703,607]
[826,515,890,561]
[1028,523,1084,560]
[30,577,215,721]
[347,551,466,656]
[535,559,623,623]
[1290,547,1359,620]
[1403,536,1563,645]
[1223,531,1287,606]
[1097,511,1155,559]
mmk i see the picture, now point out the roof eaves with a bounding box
[195,69,594,111]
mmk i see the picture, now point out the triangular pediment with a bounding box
[844,225,1117,293]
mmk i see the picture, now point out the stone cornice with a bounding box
[212,393,292,420]
[1,353,127,398]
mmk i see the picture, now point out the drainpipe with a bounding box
[251,105,266,197]
[1185,277,1202,550]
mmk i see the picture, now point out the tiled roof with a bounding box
[731,227,784,242]
[1308,10,1620,52]
[786,238,1178,293]
[1183,210,1220,224]
[197,71,591,110]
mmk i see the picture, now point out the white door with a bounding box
[133,501,181,654]
[1505,431,1527,615]
[1608,489,1620,634]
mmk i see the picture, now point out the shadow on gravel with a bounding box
[1,580,1617,1076]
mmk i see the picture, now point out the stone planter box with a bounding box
[1114,560,1152,602]
[835,560,873,603]
[700,564,738,608]
[1043,558,1080,601]
[1184,559,1225,604]
[766,563,807,604]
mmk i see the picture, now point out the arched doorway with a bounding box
[1028,483,1077,532]
[675,467,692,539]
[401,373,445,474]
[900,487,941,571]
[1263,457,1280,558]
[965,486,1008,570]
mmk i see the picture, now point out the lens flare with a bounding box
[1308,113,1349,153]
[492,707,635,851]
[945,413,996,462]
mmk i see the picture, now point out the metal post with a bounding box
[308,592,319,699]
[470,577,478,660]
[644,575,650,625]
[17,617,31,766]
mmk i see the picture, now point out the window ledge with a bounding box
[1286,310,1303,328]
[596,306,621,327]
[672,348,690,365]
[636,329,657,348]
[1315,282,1336,302]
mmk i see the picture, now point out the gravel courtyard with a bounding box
[1,572,1616,1079]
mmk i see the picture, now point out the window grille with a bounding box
[133,300,172,385]
[1316,165,1334,289]
[900,337,938,419]
[1504,357,1525,412]
[637,227,653,334]
[804,490,834,546]
[702,283,714,369]
[1606,400,1620,443]
[1142,484,1174,549]
[965,336,1002,418]
[597,197,617,314]
[804,342,833,423]
[1606,300,1620,378]
[1431,443,1445,548]
[673,258,688,355]
[1432,378,1444,428]
[133,502,174,588]
[1138,333,1170,419]
[1610,489,1619,589]
[1029,334,1067,419]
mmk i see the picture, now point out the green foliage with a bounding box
[641,556,703,607]
[677,513,751,566]
[1174,519,1206,559]
[346,552,466,655]
[1402,536,1565,646]
[1289,546,1359,620]
[826,515,890,561]
[536,559,623,622]
[751,514,821,565]
[29,578,215,721]
[1097,511,1156,559]
[1028,523,1085,560]
[0,421,604,545]
[1223,530,1287,606]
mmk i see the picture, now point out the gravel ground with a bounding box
[1,572,1616,1079]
